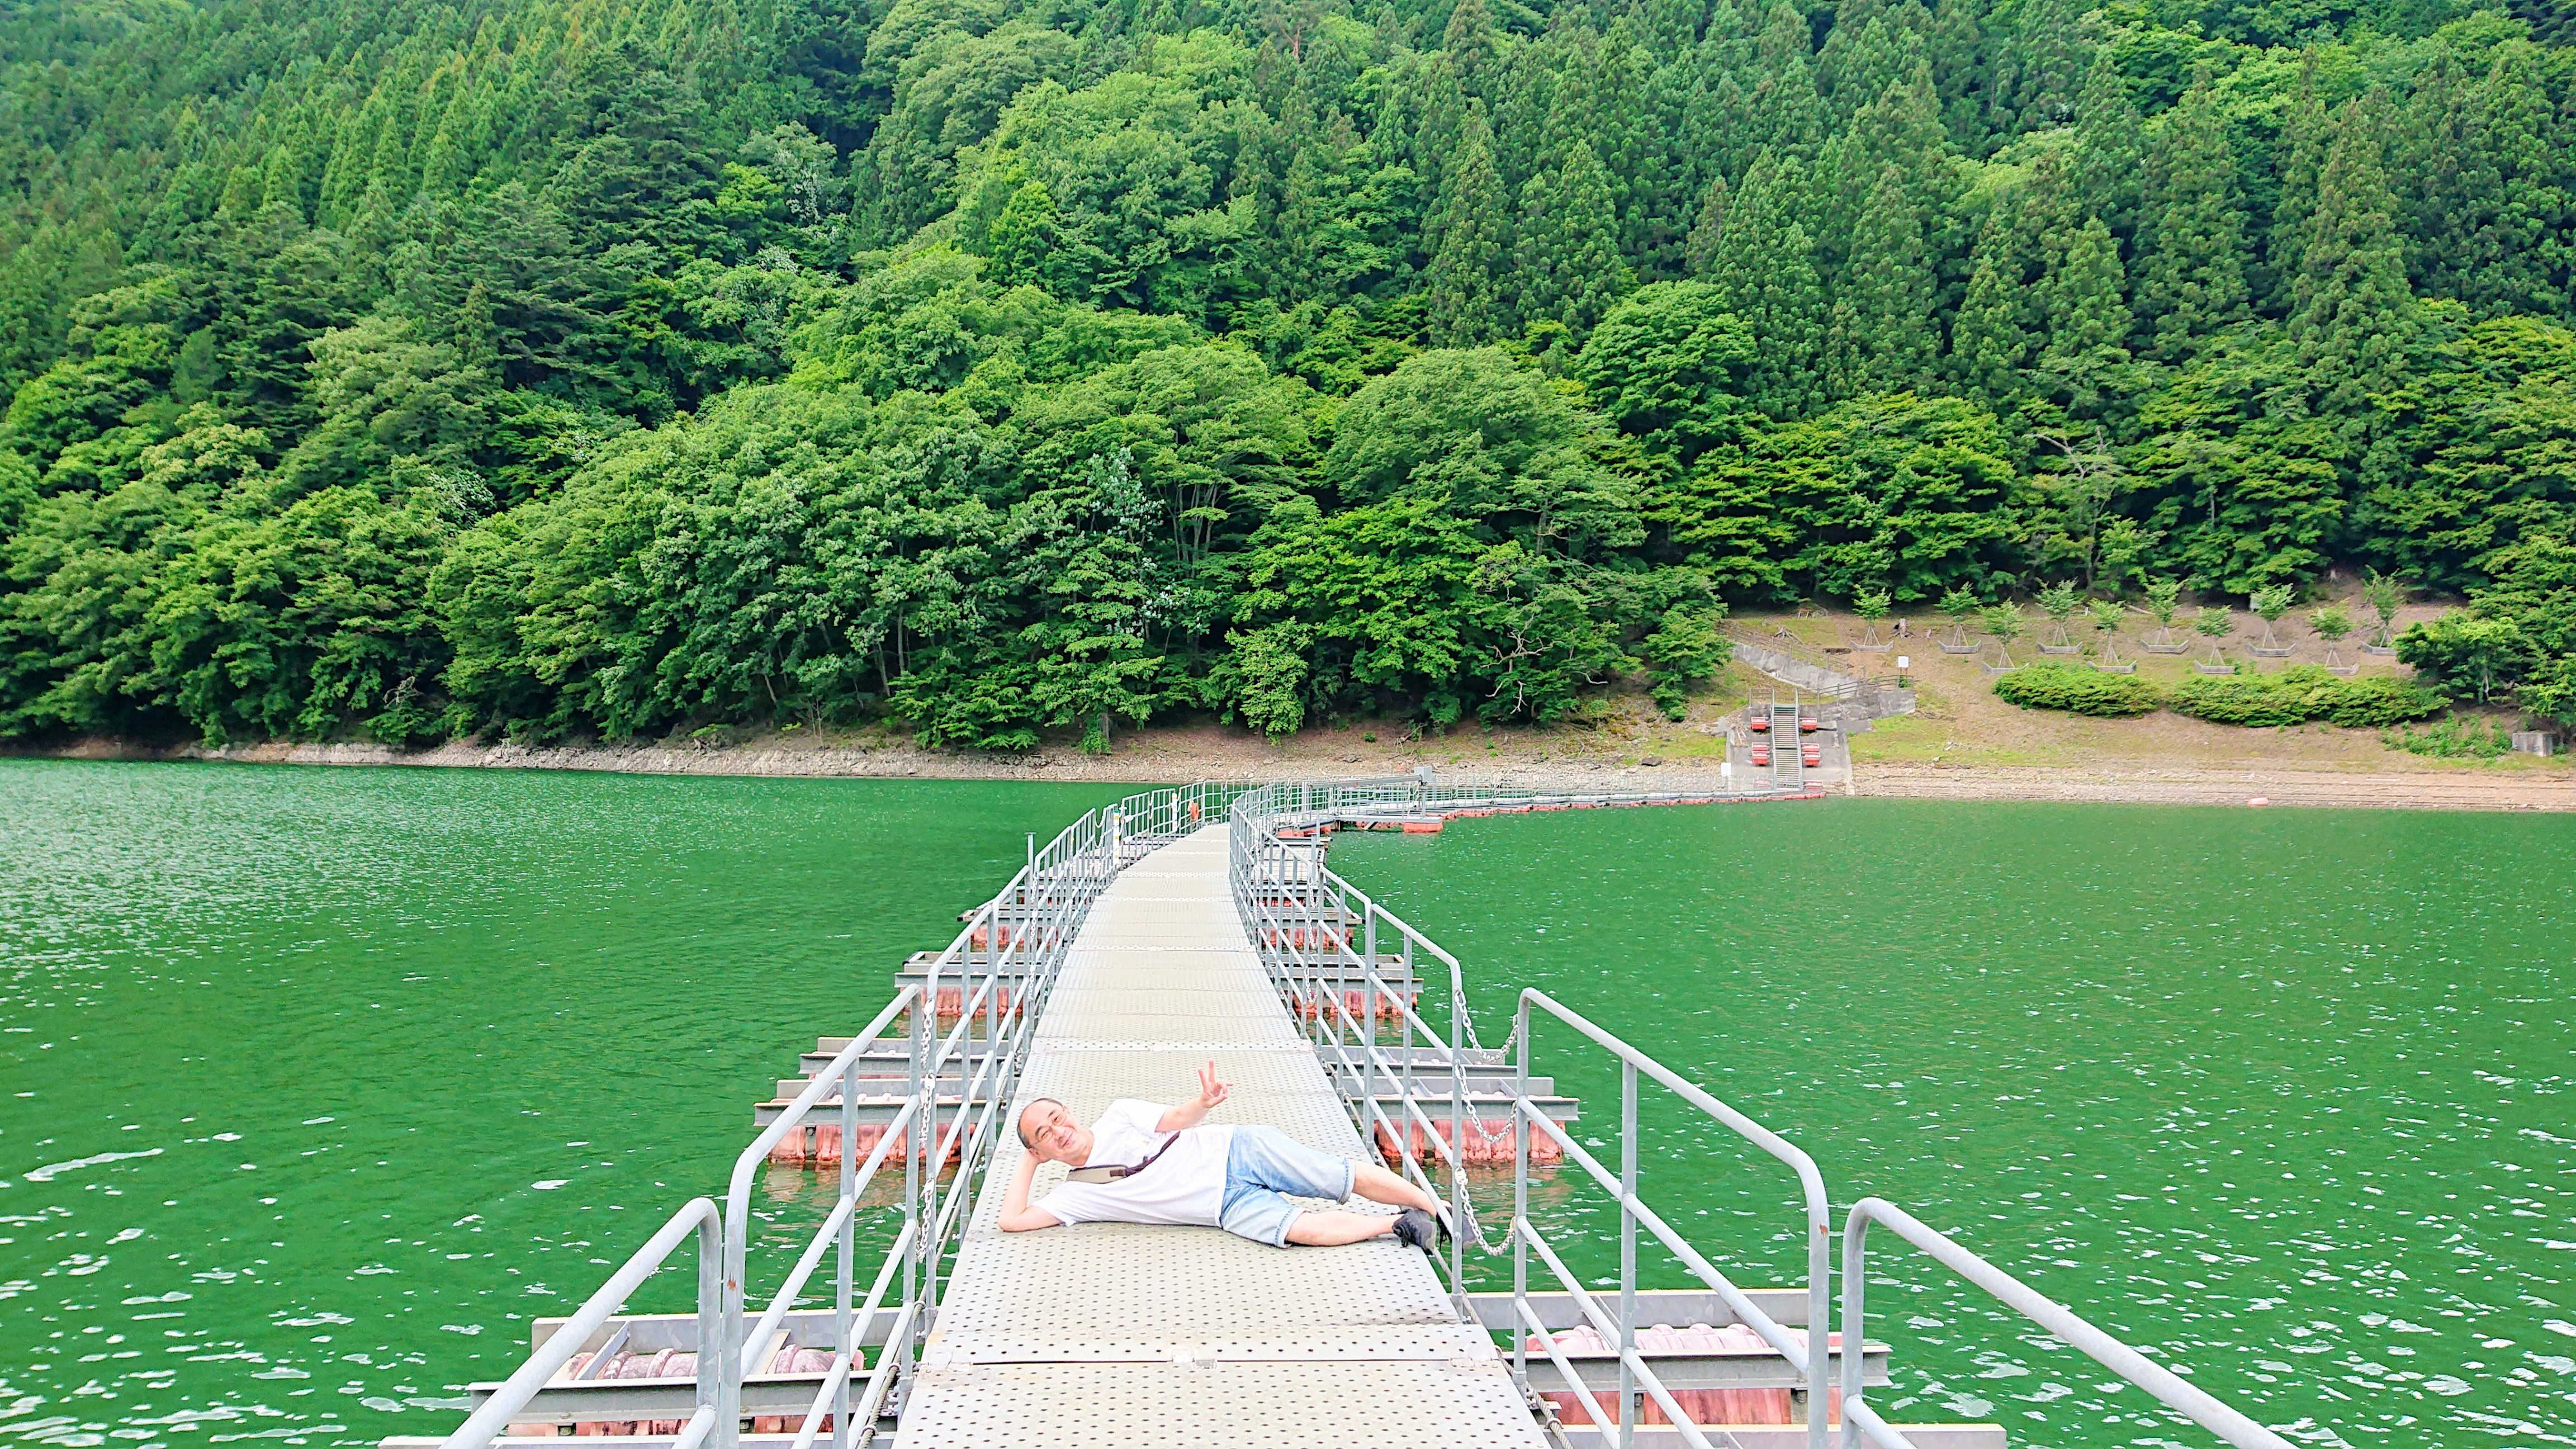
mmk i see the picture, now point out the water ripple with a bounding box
[0,761,1122,1449]
[1337,798,2575,1448]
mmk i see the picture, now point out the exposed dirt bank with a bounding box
[22,726,2575,811]
[1850,761,2576,811]
[22,723,1739,792]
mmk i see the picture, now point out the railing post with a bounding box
[1618,1059,1637,1449]
[1398,927,1414,1173]
[834,1051,856,1449]
[1363,911,1379,1139]
[700,1208,732,1449]
[1840,1215,1868,1449]
[721,1154,747,1448]
[1511,994,1530,1398]
[903,980,926,1393]
[1450,957,1467,1307]
[1809,1184,1830,1449]
[1319,882,1339,1068]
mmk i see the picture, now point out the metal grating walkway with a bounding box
[894,826,1549,1449]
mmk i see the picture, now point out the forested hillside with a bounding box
[5,0,2575,750]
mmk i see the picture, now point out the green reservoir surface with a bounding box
[1330,800,2575,1446]
[0,763,1121,1449]
[1,765,2568,1449]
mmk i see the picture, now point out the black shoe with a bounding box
[1392,1208,1438,1252]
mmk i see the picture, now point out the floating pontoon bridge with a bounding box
[396,775,2294,1449]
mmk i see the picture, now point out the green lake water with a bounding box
[2,764,2569,1448]
[0,763,1121,1449]
[1332,801,2575,1446]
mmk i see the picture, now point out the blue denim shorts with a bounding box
[1218,1125,1355,1247]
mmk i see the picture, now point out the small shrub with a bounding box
[2318,674,2454,727]
[1994,664,2162,717]
[2170,666,2447,728]
[2382,715,2516,759]
[366,700,447,749]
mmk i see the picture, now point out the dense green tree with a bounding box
[2264,60,2332,314]
[1950,209,2029,413]
[2035,215,2131,419]
[1684,174,1730,279]
[2131,328,2350,591]
[1826,164,1938,397]
[2288,92,2417,415]
[2133,72,2251,363]
[1573,282,1759,466]
[1990,0,2084,136]
[1322,348,1637,558]
[2361,316,2576,592]
[1513,140,1633,338]
[10,0,2576,747]
[2071,49,2143,242]
[1705,151,1826,420]
[2400,36,2563,320]
[1425,102,1510,345]
[1720,391,2022,602]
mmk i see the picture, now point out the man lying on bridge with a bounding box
[999,1062,1444,1249]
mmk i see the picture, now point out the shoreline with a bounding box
[1849,761,2576,811]
[14,733,2575,811]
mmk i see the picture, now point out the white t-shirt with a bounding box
[1036,1099,1234,1228]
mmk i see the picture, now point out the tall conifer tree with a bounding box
[1685,172,1730,277]
[1749,2,1827,160]
[2039,215,2129,418]
[1829,163,1938,394]
[1950,206,2028,413]
[2071,49,2142,241]
[1708,149,1826,418]
[2265,57,2330,314]
[2133,70,2250,362]
[1926,0,1987,153]
[1443,0,1498,98]
[2404,45,2561,318]
[1992,0,2082,135]
[2288,91,2414,416]
[1546,140,1635,334]
[1426,101,1510,345]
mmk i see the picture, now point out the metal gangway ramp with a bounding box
[898,824,1547,1449]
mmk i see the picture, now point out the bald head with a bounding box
[1016,1098,1064,1148]
[1015,1098,1090,1164]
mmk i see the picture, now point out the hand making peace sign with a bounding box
[1193,1059,1231,1111]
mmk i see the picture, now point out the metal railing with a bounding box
[1227,780,1833,1449]
[438,781,1223,1449]
[441,1199,725,1449]
[439,773,2299,1449]
[1723,626,1874,703]
[1509,990,1831,1449]
[1228,775,2298,1449]
[1838,1199,2294,1449]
